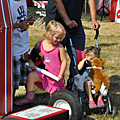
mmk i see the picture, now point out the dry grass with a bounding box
[15,6,120,119]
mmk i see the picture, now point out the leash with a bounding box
[94,29,99,48]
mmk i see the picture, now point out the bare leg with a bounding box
[85,81,93,101]
[85,81,97,109]
[97,92,104,107]
[98,92,102,100]
[14,71,42,106]
[27,71,42,92]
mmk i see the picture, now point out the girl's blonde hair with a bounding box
[85,46,101,58]
[45,20,66,40]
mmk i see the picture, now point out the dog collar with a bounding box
[35,60,42,66]
[86,65,104,69]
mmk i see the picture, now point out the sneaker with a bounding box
[97,100,105,108]
[89,100,97,109]
[14,91,35,106]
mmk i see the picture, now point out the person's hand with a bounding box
[19,19,30,30]
[27,16,35,25]
[87,58,93,63]
[29,59,36,70]
[86,57,93,63]
[84,57,93,65]
[58,74,63,81]
[92,21,100,30]
[66,20,78,29]
[83,58,89,62]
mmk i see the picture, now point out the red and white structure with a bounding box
[109,0,120,22]
[7,105,68,120]
[115,0,120,23]
[32,0,48,9]
[0,0,13,117]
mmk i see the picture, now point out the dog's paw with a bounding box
[102,90,108,96]
[91,90,96,94]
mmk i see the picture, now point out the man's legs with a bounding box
[65,24,85,79]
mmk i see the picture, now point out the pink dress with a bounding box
[35,40,65,94]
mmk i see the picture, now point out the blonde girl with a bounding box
[15,20,67,105]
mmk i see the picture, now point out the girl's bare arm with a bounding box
[58,44,67,81]
[78,58,87,70]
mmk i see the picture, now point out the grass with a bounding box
[15,6,120,119]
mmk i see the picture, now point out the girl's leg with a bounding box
[97,92,104,107]
[98,92,103,100]
[85,81,97,109]
[14,71,42,106]
[27,71,42,92]
[85,81,93,101]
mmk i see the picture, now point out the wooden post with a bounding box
[0,0,13,117]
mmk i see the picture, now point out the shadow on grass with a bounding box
[98,43,118,47]
[83,26,92,30]
[85,43,118,51]
[109,75,120,82]
[108,75,120,111]
[13,92,50,113]
[34,92,50,105]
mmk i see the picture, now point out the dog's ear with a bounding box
[31,48,36,52]
[93,57,98,61]
[24,51,31,61]
[102,59,106,66]
[39,52,44,59]
[31,48,39,53]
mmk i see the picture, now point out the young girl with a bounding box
[78,46,104,109]
[15,20,67,106]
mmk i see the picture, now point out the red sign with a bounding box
[117,9,120,18]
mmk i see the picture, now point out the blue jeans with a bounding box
[61,24,85,79]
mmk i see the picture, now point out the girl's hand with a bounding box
[78,58,88,70]
[29,59,36,70]
[58,74,63,81]
[86,58,93,63]
[83,58,88,62]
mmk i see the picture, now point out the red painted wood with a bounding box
[2,0,12,28]
[109,0,118,21]
[7,28,13,114]
[0,0,6,116]
[26,0,34,7]
[0,0,12,116]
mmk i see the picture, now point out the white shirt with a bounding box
[10,0,30,56]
